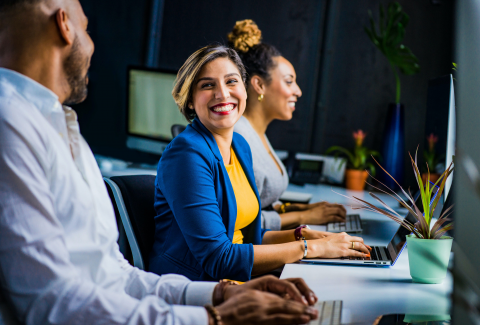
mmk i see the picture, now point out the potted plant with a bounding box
[364,1,420,189]
[326,130,380,191]
[422,133,443,184]
[346,150,454,284]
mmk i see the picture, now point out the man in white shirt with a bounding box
[0,0,320,324]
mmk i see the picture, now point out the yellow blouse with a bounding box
[225,148,259,244]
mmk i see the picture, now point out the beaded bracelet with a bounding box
[303,239,308,259]
[279,202,291,214]
[212,280,238,306]
[205,304,223,325]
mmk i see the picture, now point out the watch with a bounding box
[294,225,307,241]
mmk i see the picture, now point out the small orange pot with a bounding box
[345,169,369,191]
[421,173,440,185]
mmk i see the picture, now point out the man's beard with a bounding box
[63,37,89,106]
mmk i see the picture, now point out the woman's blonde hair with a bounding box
[172,44,247,122]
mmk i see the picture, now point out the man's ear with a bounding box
[250,75,266,96]
[55,9,74,45]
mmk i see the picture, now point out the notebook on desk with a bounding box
[279,191,312,204]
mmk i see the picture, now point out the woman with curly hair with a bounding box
[231,20,348,231]
[149,44,370,282]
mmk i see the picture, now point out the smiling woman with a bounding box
[231,19,349,231]
[149,44,370,282]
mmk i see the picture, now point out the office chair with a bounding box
[104,175,156,270]
[171,124,186,138]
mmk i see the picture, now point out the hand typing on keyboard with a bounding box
[300,227,335,239]
[291,202,347,225]
[304,233,371,259]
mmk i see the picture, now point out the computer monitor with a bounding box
[126,66,188,155]
[453,1,480,323]
[424,74,456,201]
[444,76,456,200]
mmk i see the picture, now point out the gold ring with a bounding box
[351,242,355,249]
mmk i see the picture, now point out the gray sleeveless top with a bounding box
[234,116,289,230]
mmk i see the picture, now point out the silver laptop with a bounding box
[302,213,411,266]
[302,186,438,267]
[326,214,362,233]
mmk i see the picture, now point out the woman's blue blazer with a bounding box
[149,118,268,281]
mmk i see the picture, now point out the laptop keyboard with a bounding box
[339,246,388,261]
[327,214,362,233]
[309,300,342,325]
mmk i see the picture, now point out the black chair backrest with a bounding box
[110,175,156,269]
[171,124,186,138]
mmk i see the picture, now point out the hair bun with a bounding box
[228,19,262,53]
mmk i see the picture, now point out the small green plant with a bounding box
[364,1,420,104]
[326,130,381,176]
[423,133,444,173]
[344,149,454,239]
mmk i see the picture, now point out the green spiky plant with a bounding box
[326,130,381,176]
[364,2,420,104]
[342,149,454,239]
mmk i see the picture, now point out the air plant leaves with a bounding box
[340,147,454,240]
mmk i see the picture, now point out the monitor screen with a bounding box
[127,67,188,154]
[424,74,456,201]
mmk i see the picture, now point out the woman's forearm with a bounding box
[279,211,304,229]
[252,241,304,275]
[262,229,297,244]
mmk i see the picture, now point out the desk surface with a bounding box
[281,183,452,324]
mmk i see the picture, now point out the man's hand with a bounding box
[216,290,318,325]
[223,275,318,306]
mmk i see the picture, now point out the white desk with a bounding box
[281,184,452,324]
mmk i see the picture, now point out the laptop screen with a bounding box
[387,182,439,264]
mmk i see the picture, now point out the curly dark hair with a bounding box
[172,44,247,122]
[227,19,282,85]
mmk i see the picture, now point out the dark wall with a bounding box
[77,0,328,163]
[158,0,328,153]
[308,0,454,186]
[76,0,454,186]
[76,0,155,163]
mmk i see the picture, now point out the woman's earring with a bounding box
[258,94,264,102]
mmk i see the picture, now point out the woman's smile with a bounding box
[209,102,237,115]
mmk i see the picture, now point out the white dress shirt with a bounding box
[0,68,216,325]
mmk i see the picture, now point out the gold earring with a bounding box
[258,94,264,102]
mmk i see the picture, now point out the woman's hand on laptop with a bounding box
[306,233,370,258]
[301,228,334,239]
